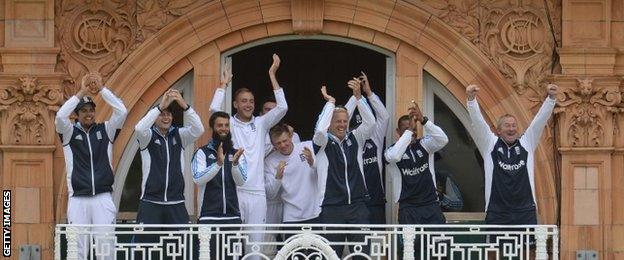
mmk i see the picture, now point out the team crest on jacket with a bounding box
[299,153,307,162]
[515,146,521,155]
[416,150,424,158]
[155,139,161,145]
[208,154,216,160]
[402,154,410,160]
[366,143,373,149]
[346,139,352,146]
[75,135,83,141]
[172,138,177,146]
[228,154,233,161]
[497,147,504,155]
[250,123,256,131]
[96,131,102,140]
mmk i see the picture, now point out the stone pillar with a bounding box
[558,1,624,258]
[0,0,62,259]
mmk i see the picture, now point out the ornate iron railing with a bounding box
[54,224,558,259]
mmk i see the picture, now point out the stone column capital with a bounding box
[547,75,623,147]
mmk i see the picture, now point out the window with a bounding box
[424,72,485,213]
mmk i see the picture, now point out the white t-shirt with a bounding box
[210,88,288,191]
[264,141,321,222]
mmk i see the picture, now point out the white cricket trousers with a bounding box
[237,189,267,260]
[264,200,283,257]
[67,192,116,260]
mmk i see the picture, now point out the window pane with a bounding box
[433,95,485,212]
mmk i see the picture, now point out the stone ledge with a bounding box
[0,145,56,153]
[559,47,618,75]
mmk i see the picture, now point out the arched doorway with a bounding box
[87,1,557,224]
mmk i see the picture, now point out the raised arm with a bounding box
[261,54,288,129]
[81,73,127,141]
[101,87,127,142]
[168,90,205,148]
[345,95,358,119]
[367,92,390,144]
[191,149,222,185]
[55,96,80,145]
[350,79,375,145]
[209,61,232,113]
[410,102,448,153]
[466,84,497,153]
[135,92,173,148]
[385,106,419,163]
[360,72,390,129]
[312,86,335,147]
[522,84,557,151]
[420,121,449,153]
[384,130,413,163]
[209,88,226,112]
[56,79,92,144]
[134,108,159,149]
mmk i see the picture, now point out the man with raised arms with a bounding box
[344,72,390,224]
[56,73,127,260]
[209,54,287,258]
[312,81,374,258]
[384,102,449,258]
[466,83,557,258]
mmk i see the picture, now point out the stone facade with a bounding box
[0,0,622,259]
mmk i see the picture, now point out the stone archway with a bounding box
[87,0,557,223]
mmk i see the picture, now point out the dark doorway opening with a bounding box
[231,40,388,140]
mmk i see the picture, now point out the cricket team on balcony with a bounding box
[55,54,557,259]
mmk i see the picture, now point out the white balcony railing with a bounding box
[54,224,558,259]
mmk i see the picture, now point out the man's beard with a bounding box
[213,131,233,151]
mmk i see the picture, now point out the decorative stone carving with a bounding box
[423,0,561,99]
[55,0,138,97]
[0,76,63,145]
[55,0,203,98]
[136,0,204,41]
[291,0,324,35]
[555,78,622,146]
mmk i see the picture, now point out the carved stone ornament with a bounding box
[55,0,204,98]
[555,78,622,147]
[56,0,137,98]
[136,0,203,41]
[0,76,63,145]
[423,0,561,99]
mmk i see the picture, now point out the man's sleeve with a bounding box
[352,98,375,146]
[522,97,556,151]
[384,130,412,163]
[466,99,497,154]
[232,153,247,186]
[101,87,128,142]
[179,107,205,148]
[134,108,160,149]
[368,93,390,150]
[345,95,357,120]
[260,88,288,130]
[312,102,334,147]
[420,121,449,154]
[264,159,282,200]
[55,96,79,145]
[209,88,226,112]
[192,149,221,185]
